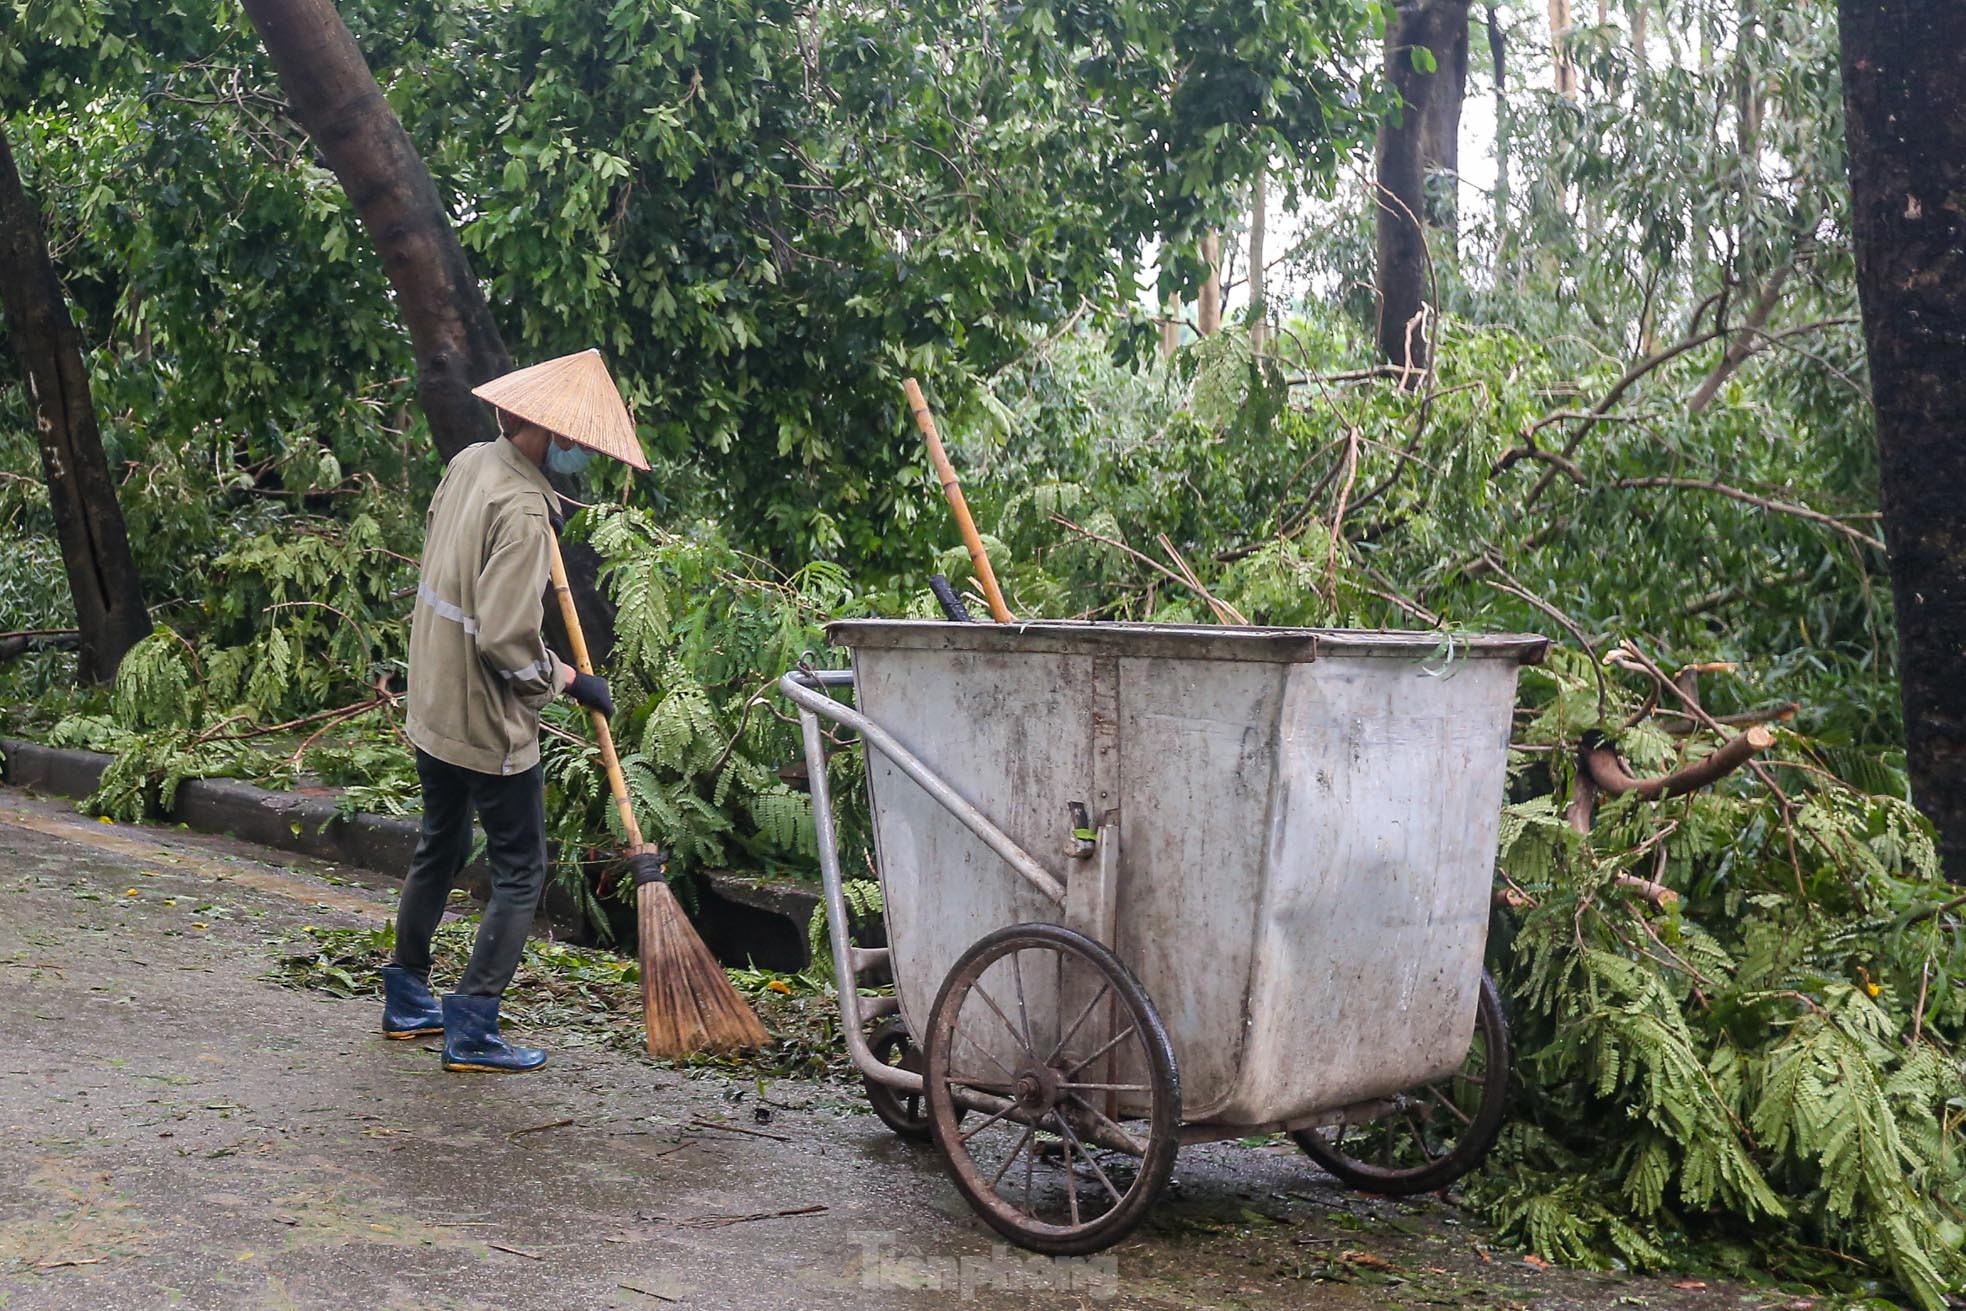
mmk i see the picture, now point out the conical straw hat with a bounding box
[472,349,649,471]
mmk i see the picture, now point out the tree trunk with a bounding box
[1549,0,1577,96]
[0,124,151,683]
[1248,168,1268,352]
[1376,0,1469,371]
[1840,0,1966,878]
[1735,0,1761,187]
[1419,4,1471,234]
[1159,294,1181,359]
[241,0,614,662]
[239,0,509,464]
[1488,6,1511,262]
[1197,232,1222,336]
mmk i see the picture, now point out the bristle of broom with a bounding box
[638,877,771,1058]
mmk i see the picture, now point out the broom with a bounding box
[545,534,769,1057]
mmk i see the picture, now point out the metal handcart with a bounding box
[780,619,1546,1254]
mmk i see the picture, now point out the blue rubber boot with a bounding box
[441,994,548,1073]
[380,965,444,1039]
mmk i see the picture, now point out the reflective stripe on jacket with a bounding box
[405,438,564,776]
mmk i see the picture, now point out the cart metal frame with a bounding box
[783,666,1410,1148]
[781,633,1525,1253]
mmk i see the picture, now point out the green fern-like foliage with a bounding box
[806,878,885,975]
[1472,655,1966,1308]
[565,506,876,888]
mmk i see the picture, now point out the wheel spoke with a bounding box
[1022,1123,1036,1218]
[1011,949,1036,1056]
[971,983,1040,1061]
[1403,1108,1434,1161]
[1045,981,1113,1065]
[1064,1024,1137,1076]
[1051,1110,1126,1204]
[1058,1081,1151,1093]
[1064,1092,1150,1156]
[988,1124,1038,1189]
[959,1097,1023,1144]
[1062,1130,1081,1227]
[1426,1082,1474,1127]
[948,1018,1019,1080]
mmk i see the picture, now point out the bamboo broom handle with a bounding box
[546,533,645,849]
[902,377,1014,624]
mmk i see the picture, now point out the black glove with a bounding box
[565,670,615,718]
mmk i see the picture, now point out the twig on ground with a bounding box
[686,1117,792,1143]
[646,1204,827,1229]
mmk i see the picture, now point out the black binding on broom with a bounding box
[929,573,974,622]
[628,852,670,887]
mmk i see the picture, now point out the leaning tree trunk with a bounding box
[239,0,509,464]
[0,123,150,683]
[1376,0,1471,372]
[1840,0,1966,879]
[241,0,614,658]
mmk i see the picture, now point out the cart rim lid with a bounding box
[824,618,1548,664]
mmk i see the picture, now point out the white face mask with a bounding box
[546,442,595,476]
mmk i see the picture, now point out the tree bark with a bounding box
[1488,6,1511,266]
[1159,294,1181,359]
[1736,0,1761,181]
[1248,169,1268,352]
[1197,231,1222,336]
[239,0,510,464]
[1841,0,1966,879]
[0,124,151,683]
[1375,0,1469,371]
[241,0,615,662]
[1549,0,1577,96]
[1419,3,1471,234]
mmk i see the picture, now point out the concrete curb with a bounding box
[0,737,823,967]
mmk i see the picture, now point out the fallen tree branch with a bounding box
[1660,702,1798,734]
[1520,327,1730,508]
[1615,874,1680,909]
[1610,477,1884,552]
[1052,514,1249,624]
[1686,262,1794,415]
[1580,724,1776,803]
[1490,445,1588,484]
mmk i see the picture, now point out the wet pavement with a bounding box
[0,788,1762,1310]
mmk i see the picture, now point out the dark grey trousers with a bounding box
[392,748,547,997]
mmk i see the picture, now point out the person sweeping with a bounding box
[380,349,648,1072]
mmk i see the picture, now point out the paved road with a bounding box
[0,789,1735,1311]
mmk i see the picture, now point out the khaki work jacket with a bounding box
[405,438,565,776]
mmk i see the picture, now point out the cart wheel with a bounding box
[865,1017,934,1142]
[1293,970,1510,1196]
[924,923,1180,1256]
